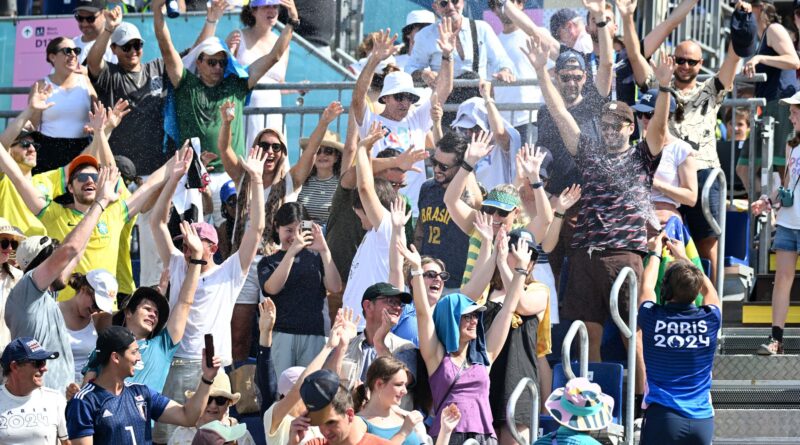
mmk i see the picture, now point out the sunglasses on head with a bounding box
[392,92,417,103]
[636,111,654,120]
[0,239,18,250]
[74,172,99,183]
[53,47,82,57]
[481,206,511,218]
[559,73,584,83]
[257,141,284,153]
[204,57,228,68]
[208,395,230,405]
[438,0,459,7]
[431,158,456,172]
[118,40,143,53]
[423,270,451,281]
[74,13,97,23]
[18,140,40,150]
[317,146,337,156]
[674,57,701,67]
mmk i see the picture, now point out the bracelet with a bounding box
[648,251,662,260]
[658,85,672,94]
[189,258,208,265]
[514,267,528,276]
[460,161,474,172]
[484,97,495,105]
[554,211,565,219]
[595,20,607,28]
[410,269,424,277]
[206,18,218,24]
[441,53,453,61]
[94,200,106,212]
[287,18,301,28]
[104,27,114,33]
[200,376,214,385]
[530,181,544,189]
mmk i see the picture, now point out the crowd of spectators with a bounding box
[0,0,794,444]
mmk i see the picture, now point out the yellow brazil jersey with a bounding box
[0,168,65,236]
[116,214,138,295]
[38,199,130,303]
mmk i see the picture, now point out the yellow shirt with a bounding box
[116,214,137,295]
[38,199,130,303]
[0,168,65,236]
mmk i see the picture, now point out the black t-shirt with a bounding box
[279,0,335,48]
[536,84,608,195]
[257,248,327,336]
[90,59,171,175]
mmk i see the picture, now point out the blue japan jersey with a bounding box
[66,381,171,443]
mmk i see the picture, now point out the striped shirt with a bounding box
[297,175,340,224]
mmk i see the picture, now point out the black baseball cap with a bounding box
[114,156,138,183]
[13,130,43,146]
[96,326,136,361]
[74,0,106,13]
[362,282,412,304]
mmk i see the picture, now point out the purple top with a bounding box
[429,355,495,437]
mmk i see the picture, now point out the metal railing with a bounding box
[561,320,589,380]
[506,378,540,445]
[701,168,729,299]
[610,267,639,445]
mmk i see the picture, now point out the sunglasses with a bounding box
[674,57,701,67]
[635,111,653,120]
[18,140,40,150]
[204,58,228,68]
[392,92,417,103]
[257,141,284,153]
[118,40,143,53]
[53,47,82,57]
[317,146,337,156]
[74,13,97,23]
[481,206,511,218]
[559,73,584,83]
[374,296,403,307]
[431,158,456,172]
[600,121,629,132]
[438,0,459,7]
[19,359,47,368]
[390,181,407,189]
[423,270,451,281]
[73,172,99,183]
[208,395,230,405]
[0,239,19,250]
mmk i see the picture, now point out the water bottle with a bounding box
[166,0,180,18]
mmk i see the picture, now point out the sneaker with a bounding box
[757,338,784,355]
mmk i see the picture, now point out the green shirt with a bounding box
[175,68,249,171]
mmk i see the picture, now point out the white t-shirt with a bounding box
[358,98,433,217]
[651,138,694,207]
[778,145,800,230]
[136,210,164,287]
[0,385,68,444]
[342,211,393,330]
[495,29,545,128]
[67,320,97,383]
[474,122,522,191]
[263,404,322,445]
[169,251,247,365]
[72,35,117,65]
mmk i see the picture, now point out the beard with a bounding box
[74,193,94,206]
[674,70,698,84]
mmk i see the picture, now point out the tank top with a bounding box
[755,24,799,101]
[361,418,424,445]
[40,76,92,138]
[234,29,288,146]
[67,320,97,383]
[428,356,494,438]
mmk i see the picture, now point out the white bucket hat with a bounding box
[378,71,421,104]
[405,10,436,29]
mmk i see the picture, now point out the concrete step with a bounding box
[713,354,800,381]
[711,385,800,408]
[714,409,800,440]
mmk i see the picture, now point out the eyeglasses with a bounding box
[204,58,228,68]
[53,47,82,57]
[635,111,653,120]
[18,359,47,368]
[257,141,283,153]
[559,73,584,83]
[422,270,451,281]
[317,146,337,156]
[438,0,459,7]
[431,158,456,172]
[392,93,417,103]
[119,40,143,53]
[73,172,98,183]
[0,239,19,250]
[461,312,479,322]
[374,296,404,307]
[74,13,97,23]
[481,206,511,218]
[208,395,230,406]
[600,121,629,132]
[674,57,701,67]
[17,140,40,151]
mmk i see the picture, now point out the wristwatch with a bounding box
[287,18,301,28]
[410,269,424,277]
[189,258,207,265]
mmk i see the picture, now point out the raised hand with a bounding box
[431,91,443,123]
[494,227,509,265]
[179,220,204,256]
[88,101,108,135]
[652,51,675,87]
[288,224,313,255]
[478,79,492,100]
[359,121,386,151]
[306,222,330,253]
[219,100,236,123]
[321,101,344,124]
[437,17,457,57]
[200,151,218,173]
[522,35,550,71]
[390,196,411,229]
[287,414,310,445]
[95,166,121,205]
[396,145,429,172]
[473,211,493,242]
[280,0,299,21]
[338,307,360,345]
[370,29,398,62]
[397,241,423,270]
[441,403,461,433]
[171,143,194,181]
[103,5,123,30]
[464,131,494,166]
[207,0,229,22]
[516,144,547,182]
[582,0,606,17]
[616,0,637,17]
[200,347,222,383]
[29,82,54,111]
[555,184,582,212]
[226,31,242,54]
[107,99,131,130]
[258,297,277,335]
[510,234,531,270]
[240,146,268,180]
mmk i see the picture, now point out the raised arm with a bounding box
[523,36,581,155]
[541,184,581,253]
[479,80,509,151]
[151,0,185,88]
[352,29,397,125]
[255,298,278,414]
[744,23,800,74]
[501,1,560,59]
[665,237,719,307]
[290,101,343,189]
[584,0,613,97]
[484,237,530,362]
[149,146,192,265]
[517,145,553,242]
[338,113,359,190]
[125,158,171,218]
[399,242,443,374]
[444,132,494,234]
[0,138,48,214]
[31,167,121,291]
[157,351,220,427]
[87,6,121,77]
[236,147,268,270]
[310,222,341,292]
[433,18,456,103]
[642,0,698,57]
[192,0,228,49]
[355,122,389,228]
[218,101,244,185]
[247,0,297,89]
[166,221,201,344]
[388,197,410,289]
[639,232,663,305]
[645,53,674,156]
[459,214,497,300]
[618,0,651,88]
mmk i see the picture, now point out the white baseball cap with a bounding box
[86,269,118,313]
[278,366,305,396]
[781,91,800,105]
[15,236,54,272]
[378,71,421,104]
[111,22,144,47]
[451,97,490,131]
[405,10,435,28]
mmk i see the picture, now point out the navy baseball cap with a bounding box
[550,8,579,37]
[0,337,59,369]
[555,50,586,72]
[633,89,677,114]
[300,369,341,412]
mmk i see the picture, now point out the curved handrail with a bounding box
[700,167,728,302]
[506,378,540,445]
[610,267,638,445]
[561,320,589,380]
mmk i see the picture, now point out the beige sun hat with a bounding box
[299,130,344,152]
[185,372,241,405]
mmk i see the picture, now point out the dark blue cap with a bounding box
[550,8,579,37]
[220,180,236,203]
[300,369,341,412]
[730,8,757,58]
[555,50,586,72]
[0,337,59,369]
[633,89,677,114]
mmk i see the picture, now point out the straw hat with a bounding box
[299,130,344,152]
[185,372,241,405]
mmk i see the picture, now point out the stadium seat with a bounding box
[724,209,750,267]
[552,362,624,424]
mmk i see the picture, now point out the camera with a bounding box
[778,187,794,208]
[301,220,313,233]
